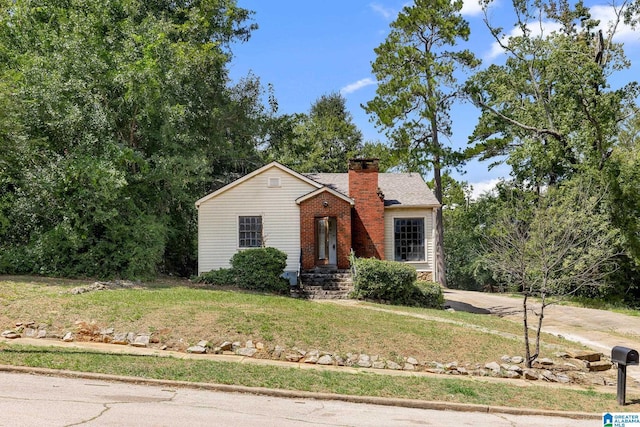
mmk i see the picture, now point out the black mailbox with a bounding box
[612,346,639,366]
[612,346,639,405]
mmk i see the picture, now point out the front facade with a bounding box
[195,159,440,282]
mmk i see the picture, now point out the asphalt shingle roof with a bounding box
[305,172,440,207]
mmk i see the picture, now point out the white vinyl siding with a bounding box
[384,208,435,272]
[198,167,317,274]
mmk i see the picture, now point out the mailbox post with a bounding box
[611,346,639,405]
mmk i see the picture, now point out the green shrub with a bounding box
[230,247,289,294]
[351,257,417,304]
[411,280,444,308]
[194,268,236,286]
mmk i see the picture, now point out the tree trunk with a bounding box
[523,293,532,368]
[433,153,447,287]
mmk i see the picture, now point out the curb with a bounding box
[0,364,600,420]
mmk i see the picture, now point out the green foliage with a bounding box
[194,268,236,286]
[0,0,268,278]
[267,92,363,172]
[412,281,445,308]
[230,247,289,294]
[351,257,417,304]
[465,0,637,189]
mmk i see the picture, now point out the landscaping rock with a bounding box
[386,361,402,370]
[62,332,74,342]
[132,335,150,347]
[406,357,419,365]
[511,356,524,364]
[37,329,47,339]
[456,367,469,375]
[357,354,372,368]
[503,371,521,379]
[318,355,333,365]
[501,355,512,363]
[273,345,285,358]
[286,353,303,362]
[112,333,128,345]
[403,363,415,371]
[523,370,539,380]
[236,347,257,357]
[507,365,523,374]
[485,362,501,374]
[537,358,554,366]
[370,361,384,369]
[219,341,233,351]
[567,350,601,362]
[187,345,207,354]
[1,330,20,339]
[587,361,612,372]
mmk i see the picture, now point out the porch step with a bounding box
[299,268,354,300]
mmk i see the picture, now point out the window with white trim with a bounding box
[239,216,262,248]
[394,218,425,261]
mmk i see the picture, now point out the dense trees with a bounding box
[266,93,364,173]
[0,0,262,277]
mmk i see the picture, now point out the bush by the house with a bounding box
[232,247,289,293]
[351,257,417,304]
[351,257,443,308]
[411,280,444,308]
[196,247,289,294]
[194,268,236,286]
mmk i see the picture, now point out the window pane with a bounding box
[239,216,262,248]
[394,218,424,261]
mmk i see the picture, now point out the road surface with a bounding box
[0,371,596,427]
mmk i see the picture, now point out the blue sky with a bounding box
[228,0,640,197]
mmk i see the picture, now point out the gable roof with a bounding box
[295,186,354,205]
[305,172,440,208]
[195,162,322,207]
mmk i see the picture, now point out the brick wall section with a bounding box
[348,159,385,259]
[299,191,352,270]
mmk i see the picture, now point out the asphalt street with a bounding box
[0,371,597,426]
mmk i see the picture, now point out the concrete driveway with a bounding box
[444,289,640,381]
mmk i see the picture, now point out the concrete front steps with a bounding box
[299,267,353,300]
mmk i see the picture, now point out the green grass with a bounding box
[1,275,632,414]
[2,277,571,364]
[0,343,635,413]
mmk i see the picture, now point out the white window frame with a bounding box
[238,215,263,248]
[393,217,426,262]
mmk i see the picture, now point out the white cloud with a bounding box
[369,2,395,20]
[340,78,377,95]
[485,3,639,61]
[590,4,639,44]
[485,21,563,60]
[469,178,501,200]
[461,0,484,17]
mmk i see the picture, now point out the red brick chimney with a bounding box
[348,158,384,259]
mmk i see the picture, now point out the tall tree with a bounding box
[268,92,363,172]
[364,0,479,286]
[0,0,260,278]
[465,0,638,189]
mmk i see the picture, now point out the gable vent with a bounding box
[267,177,281,188]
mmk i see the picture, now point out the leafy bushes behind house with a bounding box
[196,247,289,294]
[351,257,443,308]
